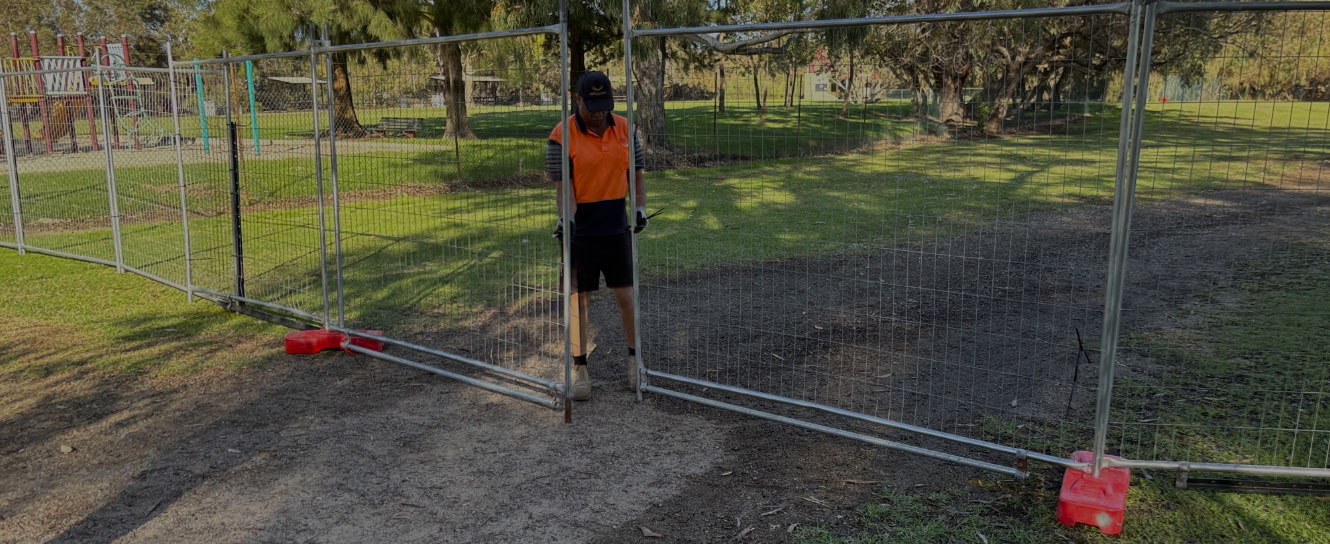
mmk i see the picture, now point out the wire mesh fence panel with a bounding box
[0,135,13,246]
[175,65,236,299]
[109,68,190,287]
[0,174,12,246]
[1109,8,1330,471]
[334,36,567,388]
[633,12,1136,464]
[4,67,117,264]
[224,56,332,318]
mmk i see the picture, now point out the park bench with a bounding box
[370,117,424,138]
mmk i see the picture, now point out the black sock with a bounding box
[627,348,636,356]
[574,355,588,366]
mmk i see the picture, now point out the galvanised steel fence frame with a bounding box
[622,0,1330,479]
[172,20,577,412]
[1,0,1327,481]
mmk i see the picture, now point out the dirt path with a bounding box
[0,349,973,543]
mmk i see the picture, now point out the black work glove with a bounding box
[553,220,565,241]
[634,206,648,234]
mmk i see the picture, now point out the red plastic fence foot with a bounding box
[284,329,385,354]
[1056,450,1131,535]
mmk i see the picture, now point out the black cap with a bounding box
[577,71,614,113]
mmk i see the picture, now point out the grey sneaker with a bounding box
[627,355,640,392]
[570,365,591,401]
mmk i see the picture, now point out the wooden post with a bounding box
[28,32,54,154]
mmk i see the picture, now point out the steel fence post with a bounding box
[166,42,195,302]
[622,0,646,402]
[559,0,575,421]
[222,52,246,301]
[1093,0,1156,477]
[0,74,24,255]
[95,58,125,272]
[321,25,345,328]
[308,26,332,330]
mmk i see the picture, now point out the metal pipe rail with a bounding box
[336,327,564,394]
[630,3,1130,38]
[346,344,562,410]
[648,370,1081,469]
[1159,1,1330,13]
[645,385,1028,477]
[0,65,220,77]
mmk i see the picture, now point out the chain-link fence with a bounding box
[2,1,1327,480]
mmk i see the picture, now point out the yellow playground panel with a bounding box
[0,58,42,103]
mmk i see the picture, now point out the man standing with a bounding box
[546,71,648,401]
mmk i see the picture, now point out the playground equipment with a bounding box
[1,31,101,155]
[90,38,172,150]
[0,32,176,156]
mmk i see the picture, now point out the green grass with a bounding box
[795,474,1330,544]
[15,100,1329,322]
[0,250,287,377]
[1110,246,1330,469]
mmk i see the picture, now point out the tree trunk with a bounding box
[570,37,587,84]
[750,57,765,123]
[635,38,675,152]
[331,53,365,139]
[783,67,792,107]
[840,55,855,117]
[717,59,726,113]
[984,61,1036,134]
[435,42,475,139]
[932,67,968,124]
[1049,67,1066,108]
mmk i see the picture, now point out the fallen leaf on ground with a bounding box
[977,531,989,544]
[720,471,734,476]
[1009,399,1019,407]
[737,527,754,538]
[760,506,785,517]
[786,523,799,533]
[640,526,662,538]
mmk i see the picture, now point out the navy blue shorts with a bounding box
[569,231,633,293]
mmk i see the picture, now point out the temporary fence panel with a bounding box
[3,65,119,266]
[215,54,335,321]
[110,67,193,289]
[0,76,16,248]
[328,29,570,408]
[172,61,238,304]
[627,2,1140,474]
[1106,3,1330,477]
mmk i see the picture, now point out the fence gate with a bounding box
[169,22,576,413]
[623,0,1330,480]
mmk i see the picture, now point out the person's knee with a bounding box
[613,287,634,308]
